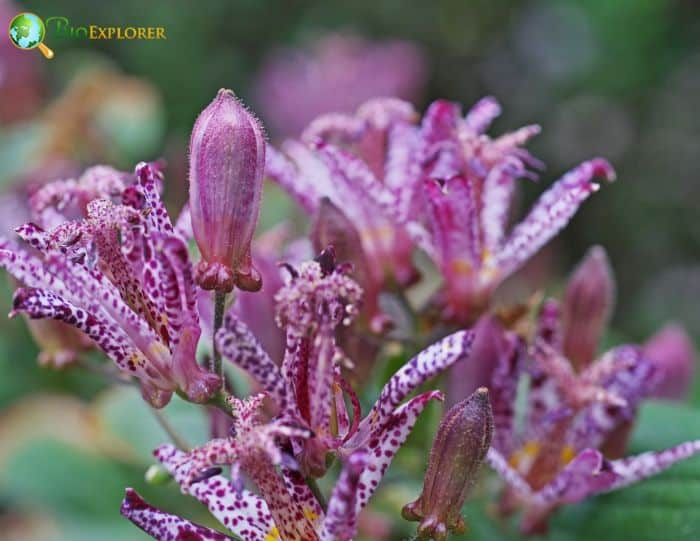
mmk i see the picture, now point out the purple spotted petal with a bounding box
[320,449,368,541]
[497,158,616,278]
[216,313,293,414]
[354,390,444,513]
[11,287,171,390]
[155,444,275,541]
[121,488,233,540]
[605,440,700,491]
[354,329,474,439]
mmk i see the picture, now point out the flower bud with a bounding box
[188,89,266,292]
[144,464,172,485]
[562,246,615,370]
[402,387,493,540]
[644,324,696,400]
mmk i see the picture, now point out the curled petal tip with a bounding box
[589,158,616,182]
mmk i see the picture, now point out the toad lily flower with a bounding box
[267,96,617,327]
[411,99,616,324]
[482,255,700,534]
[2,165,132,367]
[266,98,422,331]
[121,409,369,541]
[215,251,475,486]
[0,162,220,407]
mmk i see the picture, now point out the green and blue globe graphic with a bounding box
[8,12,45,50]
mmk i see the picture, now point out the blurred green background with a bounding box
[1,0,699,539]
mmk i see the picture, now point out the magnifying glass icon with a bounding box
[8,12,54,59]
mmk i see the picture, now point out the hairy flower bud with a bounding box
[402,387,493,540]
[562,246,615,370]
[188,88,266,292]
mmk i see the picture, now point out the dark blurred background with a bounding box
[1,1,699,539]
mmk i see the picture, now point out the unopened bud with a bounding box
[144,464,172,485]
[644,324,696,400]
[188,89,266,292]
[562,246,615,370]
[402,387,493,540]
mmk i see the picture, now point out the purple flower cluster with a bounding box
[0,88,697,541]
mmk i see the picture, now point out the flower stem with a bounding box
[151,407,191,451]
[212,290,227,378]
[306,476,328,512]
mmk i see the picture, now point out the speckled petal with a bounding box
[11,287,171,389]
[354,390,444,513]
[155,444,275,541]
[497,158,616,278]
[121,488,233,540]
[355,330,474,438]
[216,314,293,414]
[320,450,368,541]
[605,440,700,492]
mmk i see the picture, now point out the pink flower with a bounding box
[189,89,266,292]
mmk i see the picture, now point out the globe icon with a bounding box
[8,12,54,58]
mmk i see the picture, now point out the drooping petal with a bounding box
[121,488,233,541]
[488,333,525,455]
[170,323,221,403]
[356,329,474,438]
[320,450,369,541]
[497,159,616,278]
[148,233,199,349]
[354,390,444,513]
[301,112,366,145]
[10,287,172,391]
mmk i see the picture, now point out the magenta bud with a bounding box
[562,246,615,370]
[644,324,696,400]
[402,387,493,540]
[189,89,266,292]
